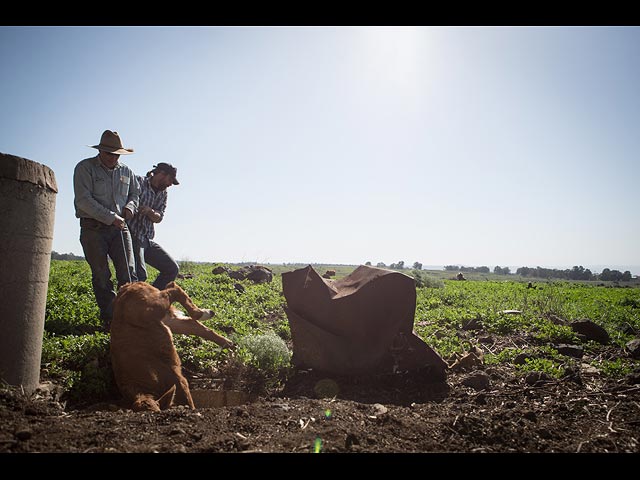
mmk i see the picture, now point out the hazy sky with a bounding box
[1,26,639,273]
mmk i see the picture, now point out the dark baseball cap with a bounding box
[153,163,179,185]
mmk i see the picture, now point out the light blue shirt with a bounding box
[73,155,139,225]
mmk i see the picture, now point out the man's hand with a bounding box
[123,207,135,221]
[139,205,159,222]
[112,214,126,230]
[139,205,153,217]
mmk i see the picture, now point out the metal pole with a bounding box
[121,228,133,284]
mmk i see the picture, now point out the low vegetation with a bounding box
[43,260,640,406]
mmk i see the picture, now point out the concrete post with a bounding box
[0,152,57,393]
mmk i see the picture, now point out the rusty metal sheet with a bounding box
[282,265,447,378]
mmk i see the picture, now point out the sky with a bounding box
[1,26,639,274]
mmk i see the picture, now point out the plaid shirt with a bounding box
[127,175,167,242]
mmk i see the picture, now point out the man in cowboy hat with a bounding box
[73,130,140,326]
[127,162,180,290]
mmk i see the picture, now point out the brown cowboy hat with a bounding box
[89,130,134,155]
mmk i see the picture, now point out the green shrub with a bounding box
[237,331,292,373]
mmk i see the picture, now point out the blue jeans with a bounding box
[79,218,137,322]
[132,237,179,290]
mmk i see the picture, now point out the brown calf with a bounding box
[110,281,233,412]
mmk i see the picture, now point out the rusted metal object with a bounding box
[282,265,447,379]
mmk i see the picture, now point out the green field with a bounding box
[43,260,640,406]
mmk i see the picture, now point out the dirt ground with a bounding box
[2,355,639,455]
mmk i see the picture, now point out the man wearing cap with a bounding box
[127,162,180,290]
[73,130,140,326]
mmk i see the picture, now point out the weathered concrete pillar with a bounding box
[0,152,57,393]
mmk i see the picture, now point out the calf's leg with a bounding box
[163,282,208,319]
[161,282,234,348]
[162,311,233,348]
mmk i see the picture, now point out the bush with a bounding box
[237,331,292,373]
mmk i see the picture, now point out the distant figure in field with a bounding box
[73,130,139,325]
[457,272,466,281]
[127,163,180,291]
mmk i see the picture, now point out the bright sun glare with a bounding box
[356,27,424,96]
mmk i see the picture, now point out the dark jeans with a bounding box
[131,237,179,291]
[79,218,137,322]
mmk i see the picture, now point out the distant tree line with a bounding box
[366,261,424,270]
[515,265,632,282]
[444,264,633,281]
[444,265,492,274]
[51,251,84,261]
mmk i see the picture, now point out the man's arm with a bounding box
[139,205,163,223]
[155,192,167,223]
[123,170,140,220]
[139,191,167,223]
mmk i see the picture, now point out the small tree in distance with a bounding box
[494,266,511,275]
[389,261,405,270]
